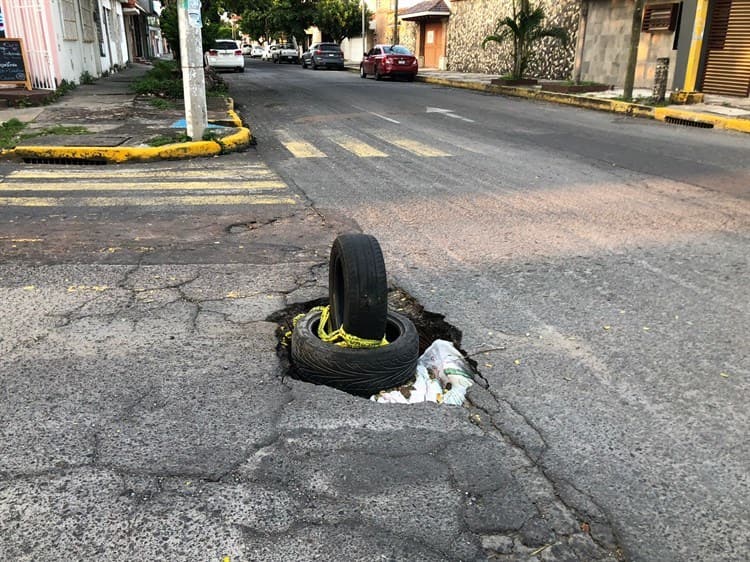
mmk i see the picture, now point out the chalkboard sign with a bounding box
[0,38,32,90]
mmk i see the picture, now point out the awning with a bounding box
[399,0,450,21]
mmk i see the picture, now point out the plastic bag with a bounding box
[371,340,474,405]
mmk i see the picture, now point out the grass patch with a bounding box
[148,98,176,110]
[132,59,228,100]
[145,133,191,147]
[20,125,90,140]
[0,118,26,149]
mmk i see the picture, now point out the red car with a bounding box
[360,44,418,81]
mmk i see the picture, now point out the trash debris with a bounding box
[371,339,474,405]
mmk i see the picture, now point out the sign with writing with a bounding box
[0,38,31,90]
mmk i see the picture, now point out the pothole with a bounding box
[266,286,484,399]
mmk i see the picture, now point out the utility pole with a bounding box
[362,0,366,54]
[178,0,208,140]
[393,0,398,44]
[623,0,645,101]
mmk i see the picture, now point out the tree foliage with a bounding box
[240,0,315,44]
[315,0,368,43]
[482,0,568,79]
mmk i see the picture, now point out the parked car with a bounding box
[250,45,264,58]
[301,42,344,70]
[204,39,245,72]
[360,45,417,81]
[205,40,245,72]
[241,44,252,55]
[272,42,299,64]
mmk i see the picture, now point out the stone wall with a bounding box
[447,0,579,79]
[578,0,632,86]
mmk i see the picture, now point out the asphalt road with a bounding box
[0,57,748,561]
[229,59,750,560]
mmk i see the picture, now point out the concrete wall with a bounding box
[579,0,679,89]
[446,0,578,79]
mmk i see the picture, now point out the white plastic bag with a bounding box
[371,340,474,405]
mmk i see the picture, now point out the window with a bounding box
[61,0,78,40]
[642,3,679,32]
[80,0,96,42]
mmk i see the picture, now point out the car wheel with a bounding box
[291,310,419,397]
[359,65,366,79]
[312,61,318,70]
[375,66,382,81]
[407,74,415,82]
[328,233,388,340]
[301,59,307,68]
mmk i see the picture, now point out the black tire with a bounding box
[328,233,387,340]
[312,61,318,70]
[359,65,366,79]
[302,59,307,68]
[292,310,419,396]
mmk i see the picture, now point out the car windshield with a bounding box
[280,43,294,49]
[383,45,411,55]
[215,41,238,50]
[318,44,340,51]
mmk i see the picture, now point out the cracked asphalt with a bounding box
[0,254,612,560]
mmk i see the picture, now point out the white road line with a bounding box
[352,105,401,124]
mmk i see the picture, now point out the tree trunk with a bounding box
[623,0,645,101]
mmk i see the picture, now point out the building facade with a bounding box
[0,0,154,91]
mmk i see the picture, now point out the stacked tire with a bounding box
[291,234,419,397]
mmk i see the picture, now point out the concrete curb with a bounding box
[0,97,253,164]
[414,74,749,134]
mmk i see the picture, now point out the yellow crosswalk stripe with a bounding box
[0,181,286,191]
[281,141,326,158]
[0,195,298,207]
[331,136,387,158]
[385,138,451,157]
[7,168,275,180]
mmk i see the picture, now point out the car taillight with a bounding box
[385,56,394,63]
[315,50,322,55]
[209,50,218,56]
[234,50,242,55]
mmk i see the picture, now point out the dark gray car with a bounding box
[301,42,344,70]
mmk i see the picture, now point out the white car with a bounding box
[205,40,245,72]
[251,45,264,58]
[241,44,252,56]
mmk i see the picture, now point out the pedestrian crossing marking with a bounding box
[281,141,326,158]
[6,168,275,180]
[0,181,287,191]
[385,138,451,157]
[0,195,298,207]
[331,136,387,158]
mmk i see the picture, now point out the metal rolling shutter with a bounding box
[702,0,750,97]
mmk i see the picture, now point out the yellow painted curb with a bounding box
[653,107,750,134]
[418,76,654,118]
[1,94,253,164]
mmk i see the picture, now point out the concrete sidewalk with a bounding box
[0,63,251,164]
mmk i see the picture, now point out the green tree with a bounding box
[315,0,369,43]
[482,0,568,80]
[241,0,315,44]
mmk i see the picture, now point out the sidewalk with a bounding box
[0,63,251,164]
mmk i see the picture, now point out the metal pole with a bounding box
[683,0,709,91]
[178,0,207,140]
